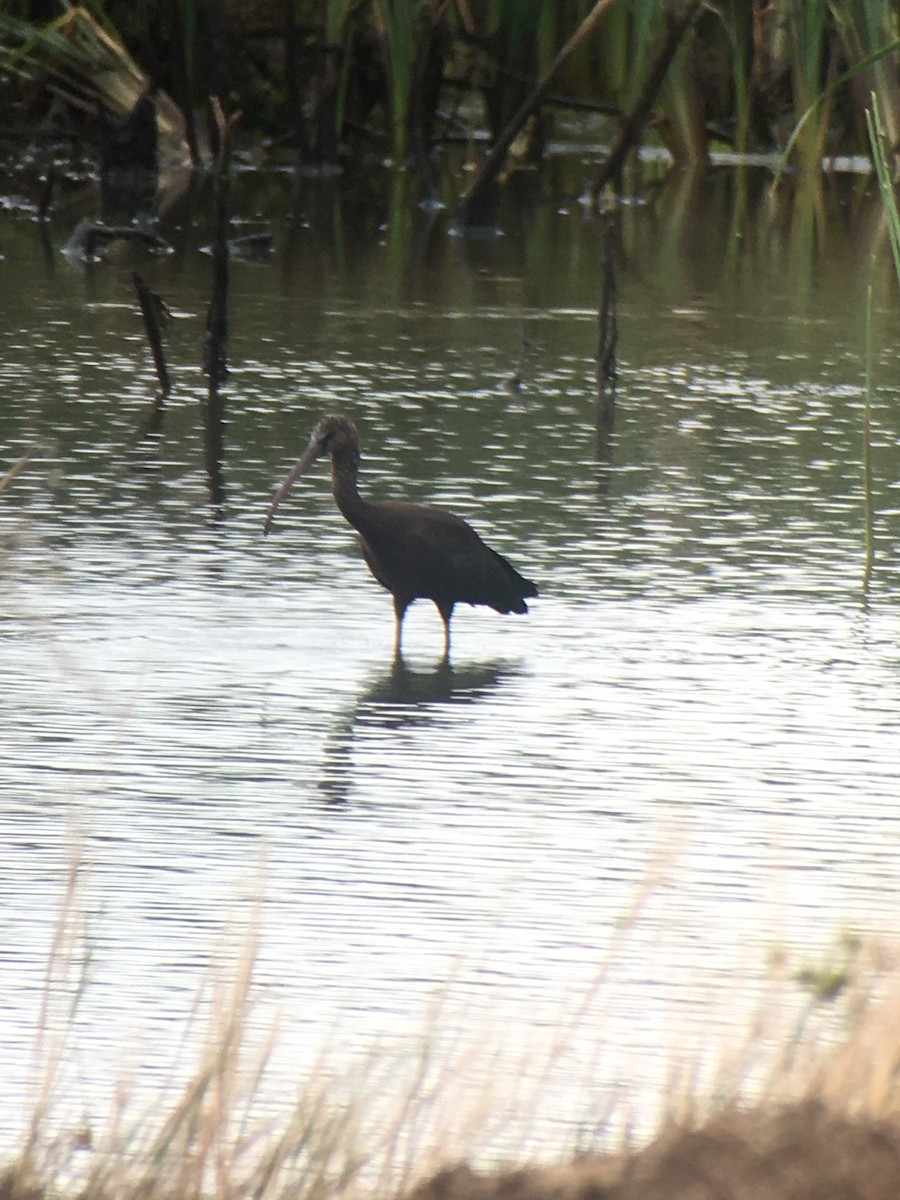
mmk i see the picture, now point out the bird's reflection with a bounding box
[317,657,518,805]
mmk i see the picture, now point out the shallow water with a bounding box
[2,158,900,1165]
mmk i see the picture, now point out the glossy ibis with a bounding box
[264,415,538,659]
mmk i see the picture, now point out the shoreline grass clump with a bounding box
[10,847,374,1200]
[10,844,900,1200]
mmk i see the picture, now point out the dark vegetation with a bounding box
[2,1,900,218]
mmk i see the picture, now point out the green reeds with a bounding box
[715,1,753,153]
[373,0,416,162]
[6,0,900,175]
[833,0,900,154]
[787,0,831,166]
[776,18,900,177]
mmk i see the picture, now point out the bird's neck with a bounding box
[331,451,371,527]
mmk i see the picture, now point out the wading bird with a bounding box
[264,415,538,659]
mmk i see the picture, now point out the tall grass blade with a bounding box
[858,93,900,599]
[862,281,874,597]
[859,89,900,597]
[866,93,900,280]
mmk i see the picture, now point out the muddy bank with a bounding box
[408,1103,900,1200]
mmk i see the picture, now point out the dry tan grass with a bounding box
[403,939,900,1200]
[8,846,900,1200]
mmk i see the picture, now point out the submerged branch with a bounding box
[132,271,171,397]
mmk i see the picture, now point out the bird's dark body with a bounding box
[264,415,537,658]
[354,500,534,616]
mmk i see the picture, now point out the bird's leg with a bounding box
[436,601,454,664]
[393,596,410,661]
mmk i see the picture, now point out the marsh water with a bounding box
[3,151,900,1166]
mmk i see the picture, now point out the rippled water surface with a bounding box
[3,162,900,1165]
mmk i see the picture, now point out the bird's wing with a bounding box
[360,503,533,612]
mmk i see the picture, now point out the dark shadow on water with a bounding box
[317,657,520,805]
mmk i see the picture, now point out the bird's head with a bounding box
[264,414,360,535]
[307,414,358,461]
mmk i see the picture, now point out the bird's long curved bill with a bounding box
[263,438,320,535]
